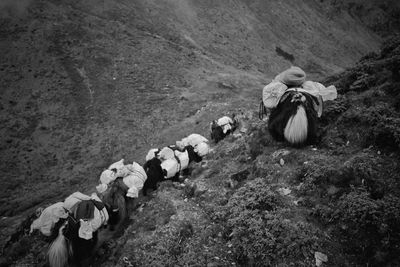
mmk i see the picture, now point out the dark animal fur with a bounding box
[185,145,202,163]
[49,198,116,267]
[143,157,164,196]
[63,213,99,265]
[100,178,128,230]
[210,116,238,143]
[268,90,318,146]
[142,145,201,195]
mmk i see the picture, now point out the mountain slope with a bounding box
[96,35,400,267]
[1,0,400,265]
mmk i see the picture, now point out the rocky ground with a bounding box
[1,0,400,266]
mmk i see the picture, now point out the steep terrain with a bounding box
[1,0,400,266]
[94,36,400,267]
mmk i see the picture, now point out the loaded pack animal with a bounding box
[210,115,239,143]
[99,178,129,230]
[96,160,147,213]
[142,144,204,195]
[267,89,322,146]
[45,191,126,267]
[262,66,334,147]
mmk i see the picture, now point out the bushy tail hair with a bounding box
[48,222,69,267]
[284,105,308,145]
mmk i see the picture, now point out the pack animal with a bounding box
[268,89,321,146]
[210,115,238,143]
[47,191,125,267]
[142,145,203,195]
[100,178,128,230]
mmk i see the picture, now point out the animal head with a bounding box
[291,92,306,103]
[100,179,127,228]
[280,90,322,116]
[210,120,218,131]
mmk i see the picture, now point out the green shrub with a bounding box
[332,190,400,265]
[333,102,400,151]
[319,96,349,125]
[297,152,398,200]
[220,178,319,266]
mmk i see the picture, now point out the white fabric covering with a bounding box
[30,202,68,236]
[31,192,109,240]
[262,80,337,109]
[176,134,208,149]
[145,148,160,161]
[161,158,180,179]
[194,142,210,157]
[97,160,147,198]
[159,147,175,160]
[123,162,147,198]
[217,116,234,134]
[175,150,190,170]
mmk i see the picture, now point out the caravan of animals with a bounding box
[25,67,336,266]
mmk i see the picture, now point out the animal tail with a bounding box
[284,105,308,145]
[48,222,69,267]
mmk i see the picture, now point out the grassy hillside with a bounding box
[93,36,400,267]
[0,0,391,219]
[3,35,400,267]
[1,0,400,266]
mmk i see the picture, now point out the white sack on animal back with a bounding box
[175,150,190,170]
[30,202,68,236]
[63,191,93,212]
[123,162,147,198]
[217,116,234,134]
[262,81,288,109]
[177,133,208,149]
[77,193,109,239]
[145,148,160,161]
[161,158,180,179]
[99,169,117,185]
[302,81,337,101]
[159,147,175,160]
[194,142,210,157]
[108,159,125,170]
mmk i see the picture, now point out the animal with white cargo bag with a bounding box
[29,191,121,267]
[143,142,206,194]
[210,115,239,143]
[261,66,337,146]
